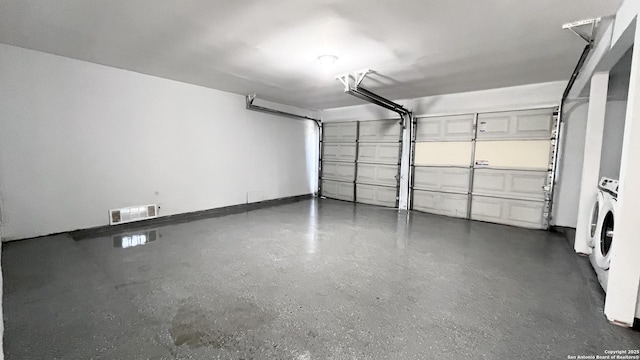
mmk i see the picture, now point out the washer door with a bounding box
[587,192,604,248]
[594,197,616,270]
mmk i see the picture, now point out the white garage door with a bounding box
[411,114,475,218]
[325,108,558,229]
[356,119,402,207]
[410,108,558,229]
[471,108,556,229]
[321,122,357,201]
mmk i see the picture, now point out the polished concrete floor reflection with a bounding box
[3,199,639,359]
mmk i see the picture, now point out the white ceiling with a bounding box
[0,0,622,109]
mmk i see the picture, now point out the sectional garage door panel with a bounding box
[409,107,557,229]
[323,143,357,162]
[322,180,355,201]
[415,115,475,142]
[473,169,547,201]
[474,140,551,170]
[321,120,401,206]
[411,114,474,217]
[358,143,400,164]
[414,142,473,167]
[477,109,554,140]
[356,184,397,207]
[357,164,398,187]
[413,190,468,218]
[358,120,401,143]
[322,161,356,182]
[354,119,402,208]
[323,122,358,142]
[321,122,357,201]
[471,196,546,229]
[471,109,556,229]
[413,167,470,193]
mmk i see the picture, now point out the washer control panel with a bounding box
[599,177,619,198]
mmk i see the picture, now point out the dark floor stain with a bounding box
[114,276,164,290]
[115,279,148,290]
[169,296,274,349]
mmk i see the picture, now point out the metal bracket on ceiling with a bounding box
[354,68,370,88]
[334,69,411,129]
[335,73,351,92]
[246,93,257,106]
[562,17,600,43]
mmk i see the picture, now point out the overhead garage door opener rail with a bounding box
[335,69,414,210]
[335,69,412,127]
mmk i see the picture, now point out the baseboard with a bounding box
[69,193,314,240]
[2,194,313,243]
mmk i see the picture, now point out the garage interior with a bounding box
[1,1,640,359]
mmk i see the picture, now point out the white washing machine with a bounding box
[587,177,640,320]
[587,190,605,249]
[588,178,640,323]
[588,177,618,292]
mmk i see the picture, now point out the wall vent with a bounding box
[109,204,158,225]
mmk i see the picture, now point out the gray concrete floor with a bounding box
[3,199,639,359]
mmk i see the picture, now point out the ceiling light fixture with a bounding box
[317,54,338,66]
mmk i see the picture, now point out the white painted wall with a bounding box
[322,81,590,227]
[600,50,632,180]
[554,99,589,228]
[605,13,640,326]
[600,100,627,179]
[0,44,318,241]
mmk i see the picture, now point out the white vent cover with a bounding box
[109,204,158,225]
